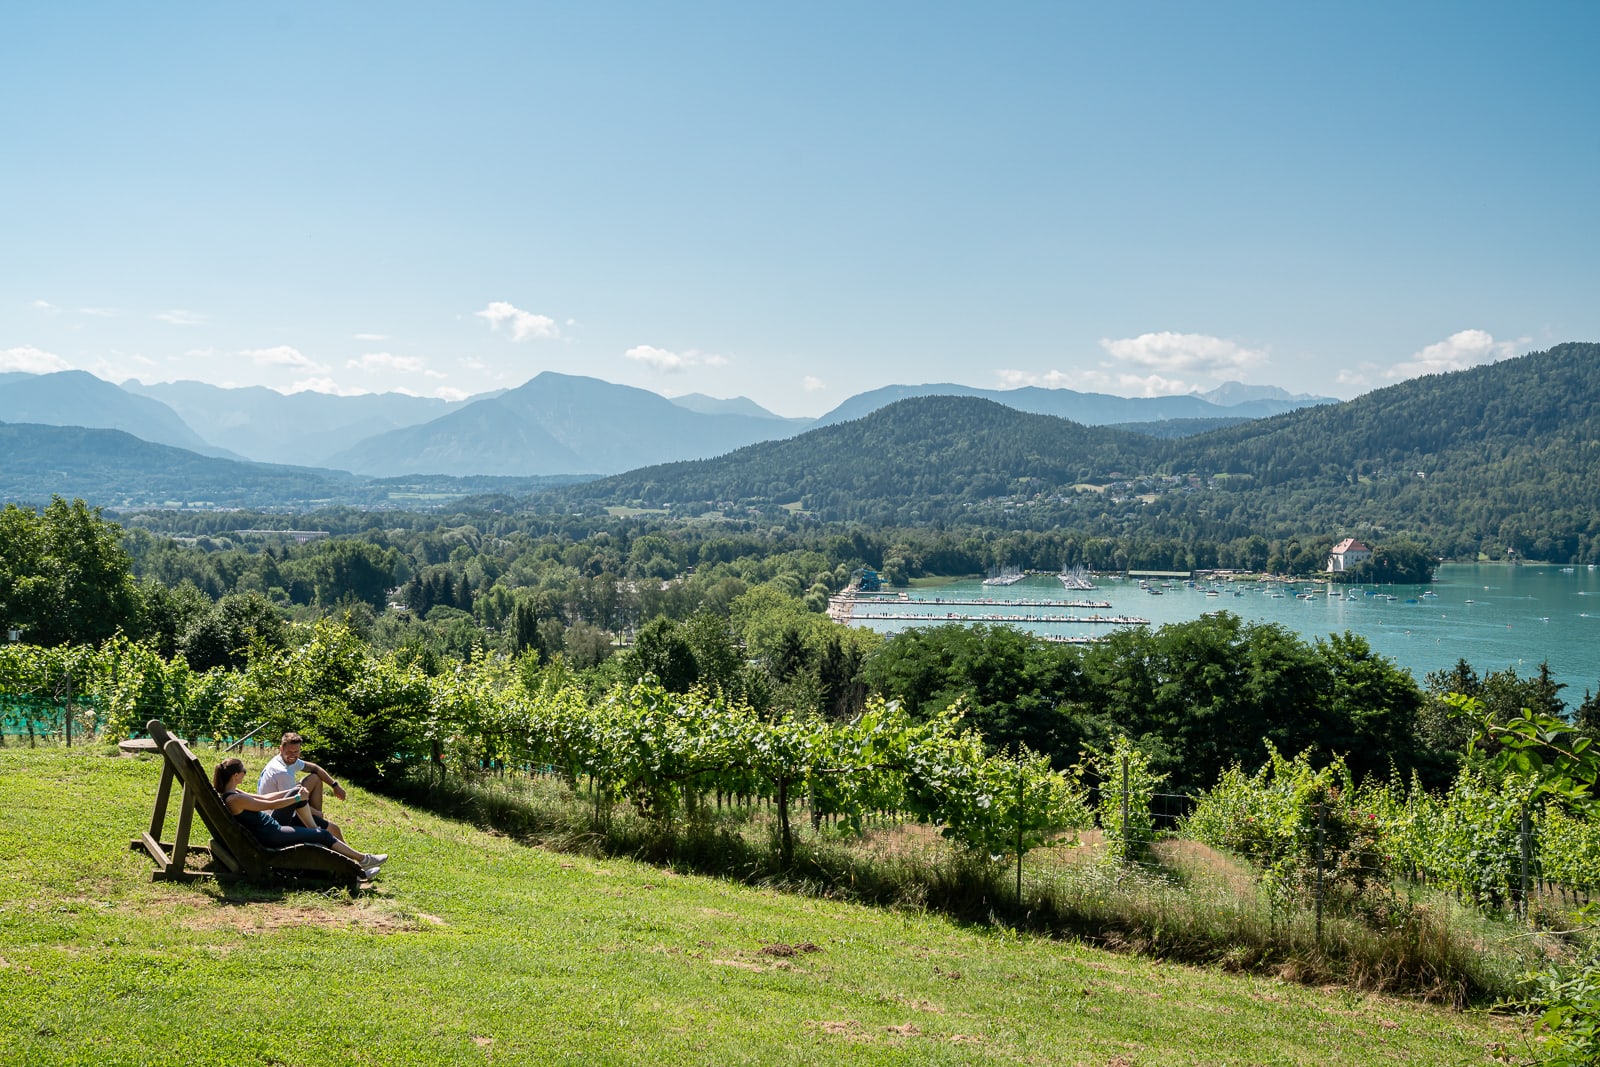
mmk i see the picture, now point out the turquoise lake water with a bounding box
[849,563,1600,699]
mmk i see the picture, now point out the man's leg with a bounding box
[298,774,344,841]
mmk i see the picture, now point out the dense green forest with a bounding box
[8,497,1600,801]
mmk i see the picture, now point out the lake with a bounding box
[847,563,1600,701]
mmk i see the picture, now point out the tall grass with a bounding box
[383,766,1546,1006]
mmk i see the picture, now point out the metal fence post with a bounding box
[1520,802,1532,923]
[64,673,73,749]
[1120,754,1130,864]
[1315,800,1326,944]
[1015,767,1025,902]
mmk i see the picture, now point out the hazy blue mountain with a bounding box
[0,421,362,508]
[813,381,1331,428]
[668,392,811,426]
[1199,382,1332,407]
[327,372,811,476]
[329,395,588,476]
[123,379,477,465]
[0,371,240,458]
[0,422,583,510]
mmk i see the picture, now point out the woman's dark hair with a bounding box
[213,757,246,794]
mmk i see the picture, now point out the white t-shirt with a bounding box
[259,754,307,795]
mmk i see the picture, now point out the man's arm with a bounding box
[300,760,348,801]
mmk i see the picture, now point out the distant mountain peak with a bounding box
[1200,381,1335,406]
[668,392,789,420]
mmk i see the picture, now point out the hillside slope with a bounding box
[0,422,365,508]
[1163,340,1600,553]
[0,746,1511,1065]
[575,395,1162,520]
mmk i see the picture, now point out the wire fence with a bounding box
[0,685,101,747]
[1062,783,1597,932]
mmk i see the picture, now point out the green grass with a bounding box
[0,745,1526,1066]
[390,770,1535,1005]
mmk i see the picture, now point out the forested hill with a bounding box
[576,396,1162,521]
[1161,341,1600,555]
[561,342,1600,559]
[1172,341,1600,478]
[0,423,576,510]
[0,423,364,508]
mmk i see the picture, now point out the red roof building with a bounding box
[1327,538,1372,572]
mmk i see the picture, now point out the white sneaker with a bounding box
[364,853,388,866]
[362,864,381,880]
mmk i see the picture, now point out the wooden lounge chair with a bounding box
[129,718,366,888]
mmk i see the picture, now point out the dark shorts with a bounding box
[258,821,336,849]
[272,804,330,831]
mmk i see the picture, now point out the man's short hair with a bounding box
[280,732,303,745]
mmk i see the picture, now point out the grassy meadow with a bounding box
[0,745,1526,1066]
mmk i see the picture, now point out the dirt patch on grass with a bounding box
[710,958,765,971]
[176,901,440,934]
[758,941,821,957]
[807,1019,873,1041]
[881,993,945,1013]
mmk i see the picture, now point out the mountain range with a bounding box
[2,344,1596,561]
[1,368,1331,479]
[809,381,1328,428]
[556,342,1600,557]
[121,379,480,466]
[0,371,241,459]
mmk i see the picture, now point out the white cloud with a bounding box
[30,300,59,313]
[624,345,728,372]
[1099,332,1267,377]
[1080,369,1199,397]
[433,386,470,401]
[80,307,119,318]
[475,301,560,342]
[1381,329,1529,382]
[346,352,427,374]
[155,309,204,326]
[994,369,1076,389]
[995,367,1196,396]
[459,357,488,371]
[286,377,369,396]
[802,375,826,392]
[0,345,71,373]
[184,347,218,358]
[353,333,387,341]
[246,345,326,372]
[626,345,688,371]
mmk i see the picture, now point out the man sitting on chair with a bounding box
[259,732,347,842]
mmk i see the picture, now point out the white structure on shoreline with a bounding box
[1327,538,1372,572]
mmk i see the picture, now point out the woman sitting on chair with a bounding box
[212,757,387,878]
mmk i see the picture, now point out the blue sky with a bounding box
[4,2,1597,416]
